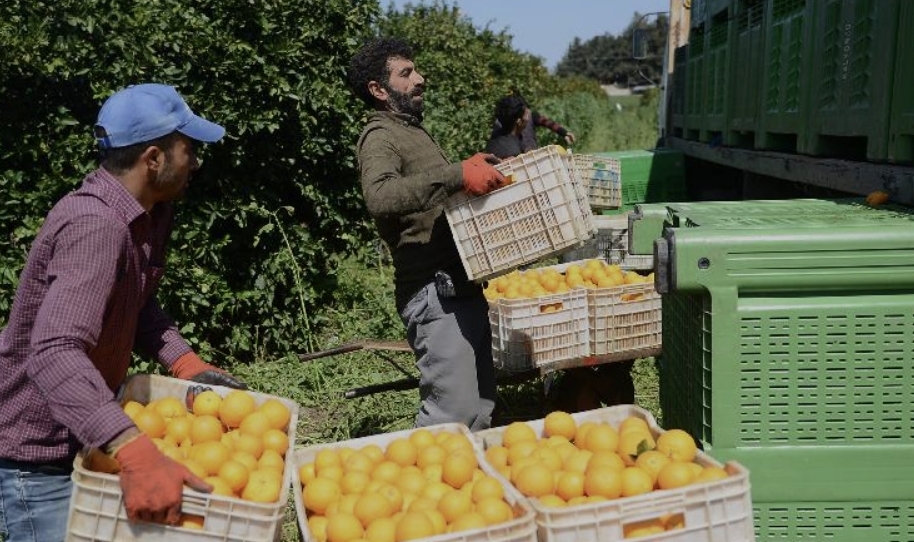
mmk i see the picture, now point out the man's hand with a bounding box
[462,153,507,196]
[171,352,247,389]
[114,434,211,524]
[564,132,576,145]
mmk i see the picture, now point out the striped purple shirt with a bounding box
[0,168,193,464]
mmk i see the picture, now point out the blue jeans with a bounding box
[0,461,72,542]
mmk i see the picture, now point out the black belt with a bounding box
[0,456,74,475]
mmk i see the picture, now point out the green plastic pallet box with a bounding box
[594,149,686,214]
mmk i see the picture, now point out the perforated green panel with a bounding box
[755,502,914,542]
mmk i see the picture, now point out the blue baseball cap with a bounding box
[95,83,225,149]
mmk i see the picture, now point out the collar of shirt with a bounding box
[84,168,149,227]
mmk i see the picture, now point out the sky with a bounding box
[385,0,672,71]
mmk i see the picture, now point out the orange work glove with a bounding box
[114,434,211,524]
[462,153,507,196]
[170,352,247,389]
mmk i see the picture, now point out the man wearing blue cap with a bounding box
[0,83,245,541]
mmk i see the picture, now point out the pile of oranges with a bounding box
[484,411,730,538]
[100,390,292,514]
[299,430,520,542]
[483,258,654,304]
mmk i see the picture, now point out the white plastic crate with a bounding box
[588,282,662,357]
[66,375,299,542]
[489,289,589,372]
[292,423,537,542]
[445,146,595,282]
[474,405,755,542]
[571,154,622,210]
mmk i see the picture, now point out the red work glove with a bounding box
[170,352,247,389]
[114,434,211,524]
[462,153,507,196]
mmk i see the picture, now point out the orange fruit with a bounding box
[620,466,654,497]
[537,494,566,508]
[655,429,698,463]
[416,444,447,469]
[447,511,487,532]
[181,458,208,480]
[238,411,271,438]
[308,515,329,542]
[476,496,513,525]
[365,516,396,542]
[298,462,316,486]
[304,477,341,514]
[543,411,577,440]
[242,468,282,502]
[470,475,504,503]
[385,438,417,467]
[506,439,538,465]
[371,460,401,484]
[376,484,404,514]
[232,432,264,459]
[583,465,622,499]
[437,490,473,524]
[395,511,436,541]
[408,429,436,450]
[217,459,250,493]
[258,398,291,430]
[360,444,385,465]
[695,465,729,483]
[232,450,259,472]
[581,423,618,454]
[340,471,372,496]
[501,422,537,448]
[618,416,651,435]
[635,450,670,485]
[532,446,563,472]
[617,431,656,465]
[325,512,364,542]
[262,428,290,456]
[422,509,447,535]
[166,416,192,443]
[438,434,473,455]
[555,470,585,501]
[315,448,343,473]
[563,449,593,473]
[153,396,187,420]
[623,517,665,538]
[258,449,285,474]
[514,464,554,497]
[219,390,256,429]
[587,450,625,472]
[656,461,695,490]
[204,475,236,497]
[484,446,509,469]
[133,409,166,439]
[353,492,391,528]
[190,414,224,444]
[395,469,427,497]
[179,513,204,530]
[192,389,222,417]
[441,454,476,489]
[190,441,231,476]
[122,400,144,420]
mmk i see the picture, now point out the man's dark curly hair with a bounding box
[348,37,415,107]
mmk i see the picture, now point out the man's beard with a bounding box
[386,85,424,122]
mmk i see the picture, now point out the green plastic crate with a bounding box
[803,0,900,161]
[629,198,914,255]
[594,149,686,213]
[703,7,732,141]
[890,0,914,162]
[655,217,914,541]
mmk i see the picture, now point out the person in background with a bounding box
[348,37,506,431]
[485,93,530,159]
[0,83,247,542]
[490,90,576,152]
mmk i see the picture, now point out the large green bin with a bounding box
[727,0,766,147]
[802,0,900,161]
[757,0,814,153]
[654,209,914,541]
[890,0,914,162]
[684,23,707,141]
[703,6,732,141]
[594,149,686,214]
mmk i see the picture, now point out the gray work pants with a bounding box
[399,283,496,431]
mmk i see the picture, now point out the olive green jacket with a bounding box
[356,111,479,311]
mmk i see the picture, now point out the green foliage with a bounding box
[557,14,668,88]
[377,1,556,158]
